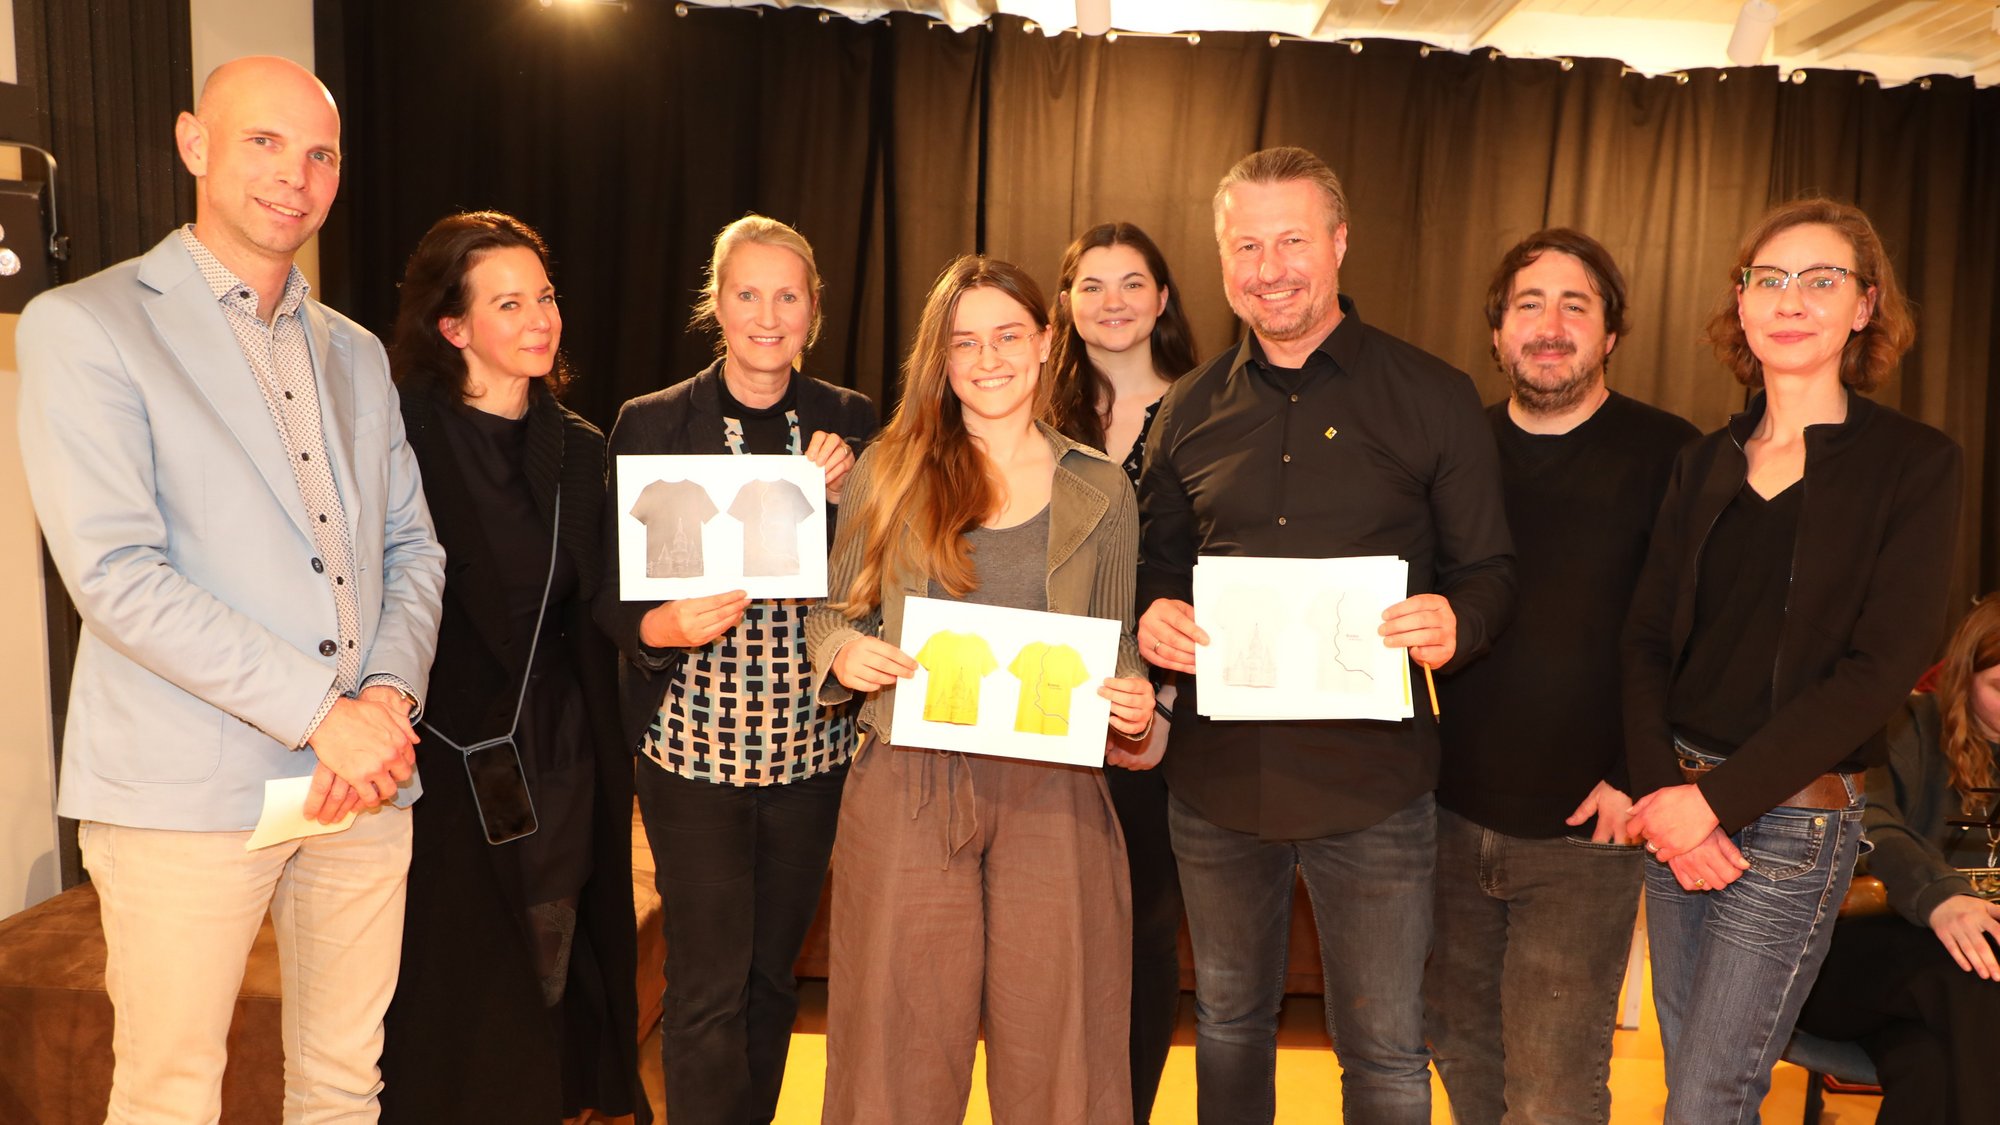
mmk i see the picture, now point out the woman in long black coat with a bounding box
[379,211,647,1123]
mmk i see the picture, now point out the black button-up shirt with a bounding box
[1137,296,1515,838]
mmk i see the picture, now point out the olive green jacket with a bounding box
[805,422,1143,744]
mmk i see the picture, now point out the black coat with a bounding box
[1622,390,1962,833]
[381,382,649,1124]
[593,362,879,753]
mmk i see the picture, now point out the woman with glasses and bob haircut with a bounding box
[1622,197,1962,1122]
[806,254,1156,1124]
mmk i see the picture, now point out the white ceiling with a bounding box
[668,0,2000,87]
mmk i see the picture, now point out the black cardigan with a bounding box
[1622,390,1962,832]
[381,382,648,1124]
[592,361,880,755]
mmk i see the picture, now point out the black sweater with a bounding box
[1439,392,1696,838]
[1622,390,1962,832]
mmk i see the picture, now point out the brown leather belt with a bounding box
[1678,759,1859,810]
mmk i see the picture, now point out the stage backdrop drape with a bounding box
[317,2,1999,610]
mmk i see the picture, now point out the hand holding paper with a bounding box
[1378,592,1457,669]
[831,635,917,692]
[1138,597,1207,674]
[249,774,361,850]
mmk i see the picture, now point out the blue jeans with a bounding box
[1645,761,1863,1125]
[1169,792,1434,1125]
[1424,807,1643,1125]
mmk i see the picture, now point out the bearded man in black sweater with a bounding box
[1424,229,1698,1125]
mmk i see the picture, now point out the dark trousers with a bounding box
[1106,766,1186,1124]
[1423,807,1643,1125]
[634,759,846,1125]
[1798,912,2000,1125]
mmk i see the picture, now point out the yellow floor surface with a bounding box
[643,961,1884,1124]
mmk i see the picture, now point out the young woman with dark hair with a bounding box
[1047,220,1198,1122]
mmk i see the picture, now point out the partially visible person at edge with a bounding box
[1047,219,1200,1124]
[378,211,647,1124]
[1425,228,1698,1125]
[592,214,876,1125]
[1136,145,1516,1124]
[1622,197,1963,1124]
[806,254,1157,1124]
[1797,595,2000,1125]
[17,56,445,1123]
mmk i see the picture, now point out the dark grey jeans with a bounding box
[1423,806,1644,1125]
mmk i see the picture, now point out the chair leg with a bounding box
[1801,1069,1826,1125]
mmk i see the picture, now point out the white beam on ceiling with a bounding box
[1311,0,1343,36]
[1775,0,1908,55]
[1812,2,1931,56]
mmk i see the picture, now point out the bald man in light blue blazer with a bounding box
[16,56,444,1123]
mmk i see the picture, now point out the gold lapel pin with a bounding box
[1324,426,1338,439]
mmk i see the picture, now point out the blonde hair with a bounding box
[833,256,1055,613]
[1212,146,1350,238]
[689,214,824,357]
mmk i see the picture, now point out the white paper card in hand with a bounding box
[1193,555,1414,721]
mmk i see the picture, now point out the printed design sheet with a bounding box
[890,596,1121,766]
[1192,555,1414,721]
[616,454,828,600]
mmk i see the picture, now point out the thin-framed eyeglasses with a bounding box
[947,330,1039,369]
[1739,265,1861,301]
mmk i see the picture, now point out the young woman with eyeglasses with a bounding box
[806,255,1156,1124]
[1622,198,1963,1122]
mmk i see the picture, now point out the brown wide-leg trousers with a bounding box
[821,739,1134,1125]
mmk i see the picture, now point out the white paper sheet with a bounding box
[616,454,829,600]
[888,596,1123,766]
[1192,555,1414,721]
[245,775,359,850]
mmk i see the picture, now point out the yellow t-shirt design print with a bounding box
[1008,641,1091,735]
[914,630,999,726]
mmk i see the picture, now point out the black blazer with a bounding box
[592,361,879,754]
[1622,390,1962,832]
[382,382,648,1124]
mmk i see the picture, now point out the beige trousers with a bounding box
[821,741,1133,1125]
[81,806,412,1125]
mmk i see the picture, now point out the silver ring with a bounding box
[1645,842,1659,854]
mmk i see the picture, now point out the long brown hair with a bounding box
[1935,595,2000,813]
[1047,222,1199,450]
[834,255,1055,613]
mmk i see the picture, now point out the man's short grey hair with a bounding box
[1211,146,1351,236]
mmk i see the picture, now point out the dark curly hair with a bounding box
[1702,198,1913,393]
[389,210,573,401]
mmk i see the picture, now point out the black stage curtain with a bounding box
[318,3,1999,608]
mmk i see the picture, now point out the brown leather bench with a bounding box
[0,803,670,1124]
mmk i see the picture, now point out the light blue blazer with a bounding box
[16,233,446,831]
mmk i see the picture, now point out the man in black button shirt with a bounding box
[1422,230,1697,1125]
[1137,146,1514,1124]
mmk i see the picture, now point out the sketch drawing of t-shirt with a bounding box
[1008,642,1091,735]
[631,479,719,578]
[1213,585,1281,688]
[913,631,998,726]
[728,479,815,577]
[1306,590,1379,693]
